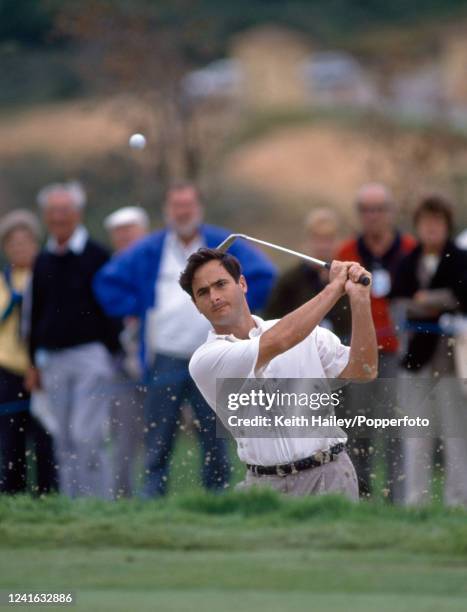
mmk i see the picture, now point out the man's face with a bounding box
[43,190,81,244]
[191,260,247,328]
[356,188,394,235]
[416,213,449,251]
[110,223,147,253]
[164,187,203,239]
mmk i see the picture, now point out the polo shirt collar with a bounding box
[207,314,265,343]
[46,225,88,255]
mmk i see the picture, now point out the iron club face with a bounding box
[217,233,247,253]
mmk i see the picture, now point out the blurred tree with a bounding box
[54,0,233,184]
[0,0,56,47]
[52,0,467,185]
[4,0,467,51]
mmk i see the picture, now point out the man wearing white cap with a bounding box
[104,206,149,497]
[104,206,149,253]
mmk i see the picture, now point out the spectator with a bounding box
[28,182,120,498]
[0,210,57,495]
[104,206,149,253]
[104,206,149,497]
[392,194,467,506]
[265,208,350,341]
[337,183,416,501]
[94,182,277,498]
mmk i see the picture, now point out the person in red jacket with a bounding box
[337,183,416,502]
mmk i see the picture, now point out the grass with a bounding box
[2,549,467,612]
[0,491,467,611]
[1,490,467,555]
[6,432,466,611]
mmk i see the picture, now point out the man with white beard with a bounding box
[94,183,276,497]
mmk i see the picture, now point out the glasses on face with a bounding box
[357,203,389,215]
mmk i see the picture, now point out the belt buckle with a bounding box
[276,465,287,477]
[314,450,324,464]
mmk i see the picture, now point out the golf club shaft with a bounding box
[238,235,329,269]
[218,233,371,286]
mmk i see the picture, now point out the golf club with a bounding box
[217,233,371,286]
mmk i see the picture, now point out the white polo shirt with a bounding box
[189,315,350,466]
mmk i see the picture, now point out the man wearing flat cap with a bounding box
[103,205,149,497]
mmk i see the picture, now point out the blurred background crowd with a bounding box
[0,0,467,505]
[0,180,466,505]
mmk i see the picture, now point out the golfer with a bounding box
[179,248,377,499]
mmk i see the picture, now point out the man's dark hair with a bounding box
[413,194,454,234]
[179,248,242,298]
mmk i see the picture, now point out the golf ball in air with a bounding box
[129,133,146,149]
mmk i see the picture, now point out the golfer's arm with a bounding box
[256,281,343,370]
[339,295,378,380]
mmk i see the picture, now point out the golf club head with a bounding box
[216,234,247,252]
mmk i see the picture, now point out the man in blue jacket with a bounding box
[94,183,277,497]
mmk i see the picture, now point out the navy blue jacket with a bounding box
[93,224,277,369]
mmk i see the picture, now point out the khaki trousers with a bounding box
[236,450,359,500]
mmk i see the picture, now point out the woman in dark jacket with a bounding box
[391,194,467,507]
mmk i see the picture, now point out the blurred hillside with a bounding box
[1,0,467,251]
